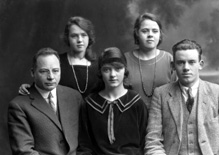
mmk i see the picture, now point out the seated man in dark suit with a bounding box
[8,47,83,155]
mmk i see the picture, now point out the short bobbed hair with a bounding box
[134,12,163,46]
[93,47,131,92]
[63,16,96,61]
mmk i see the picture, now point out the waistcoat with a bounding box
[178,93,202,155]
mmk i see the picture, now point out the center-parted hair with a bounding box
[172,39,202,61]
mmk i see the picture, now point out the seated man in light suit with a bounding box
[8,48,83,155]
[145,39,219,155]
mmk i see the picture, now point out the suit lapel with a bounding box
[197,80,208,136]
[167,82,183,141]
[29,86,62,130]
[57,86,75,141]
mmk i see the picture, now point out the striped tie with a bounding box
[186,88,194,113]
[48,92,56,113]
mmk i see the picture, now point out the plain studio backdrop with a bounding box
[1,0,219,154]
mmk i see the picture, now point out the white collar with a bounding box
[35,84,57,99]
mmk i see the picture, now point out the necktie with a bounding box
[186,88,194,113]
[48,92,56,113]
[107,101,116,144]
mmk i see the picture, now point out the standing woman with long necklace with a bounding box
[59,16,98,98]
[19,16,98,98]
[125,13,176,108]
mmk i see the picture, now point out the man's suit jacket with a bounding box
[8,85,83,155]
[145,80,219,155]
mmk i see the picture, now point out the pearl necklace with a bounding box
[138,50,157,97]
[67,55,89,94]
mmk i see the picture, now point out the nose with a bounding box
[183,62,190,72]
[78,35,82,42]
[110,69,116,77]
[47,72,54,80]
[148,30,153,37]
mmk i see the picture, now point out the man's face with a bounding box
[174,49,203,87]
[32,55,61,91]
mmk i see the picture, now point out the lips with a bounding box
[109,79,117,82]
[45,83,56,86]
[182,74,192,77]
[77,44,84,48]
[147,40,154,42]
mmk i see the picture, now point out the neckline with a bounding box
[67,53,91,66]
[98,89,128,102]
[131,49,164,64]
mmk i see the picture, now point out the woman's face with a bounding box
[101,63,125,90]
[136,19,161,50]
[68,24,89,55]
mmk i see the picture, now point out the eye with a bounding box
[115,67,123,71]
[53,69,60,73]
[39,70,48,74]
[81,33,88,37]
[176,61,184,65]
[152,29,159,33]
[189,60,196,65]
[102,67,110,72]
[69,34,77,38]
[140,29,149,33]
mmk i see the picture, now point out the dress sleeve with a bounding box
[77,100,95,155]
[137,98,148,154]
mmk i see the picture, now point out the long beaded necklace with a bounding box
[138,50,157,97]
[68,55,89,94]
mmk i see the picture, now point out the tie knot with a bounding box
[187,87,193,97]
[48,92,53,99]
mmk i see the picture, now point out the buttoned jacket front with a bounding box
[8,85,83,155]
[145,80,219,155]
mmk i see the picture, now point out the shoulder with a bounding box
[57,85,82,98]
[159,50,173,61]
[10,94,30,105]
[201,80,219,92]
[59,52,67,59]
[121,90,146,108]
[124,51,133,58]
[154,82,176,94]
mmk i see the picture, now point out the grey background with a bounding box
[1,0,219,154]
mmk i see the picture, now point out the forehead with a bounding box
[69,24,86,34]
[36,55,60,68]
[174,49,199,61]
[139,19,160,29]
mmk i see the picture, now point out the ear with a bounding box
[135,29,139,37]
[171,61,175,70]
[199,60,204,70]
[30,68,34,77]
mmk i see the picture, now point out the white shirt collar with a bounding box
[179,79,199,100]
[34,84,57,100]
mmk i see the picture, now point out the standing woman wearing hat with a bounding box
[78,47,147,155]
[19,16,98,98]
[125,13,176,108]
